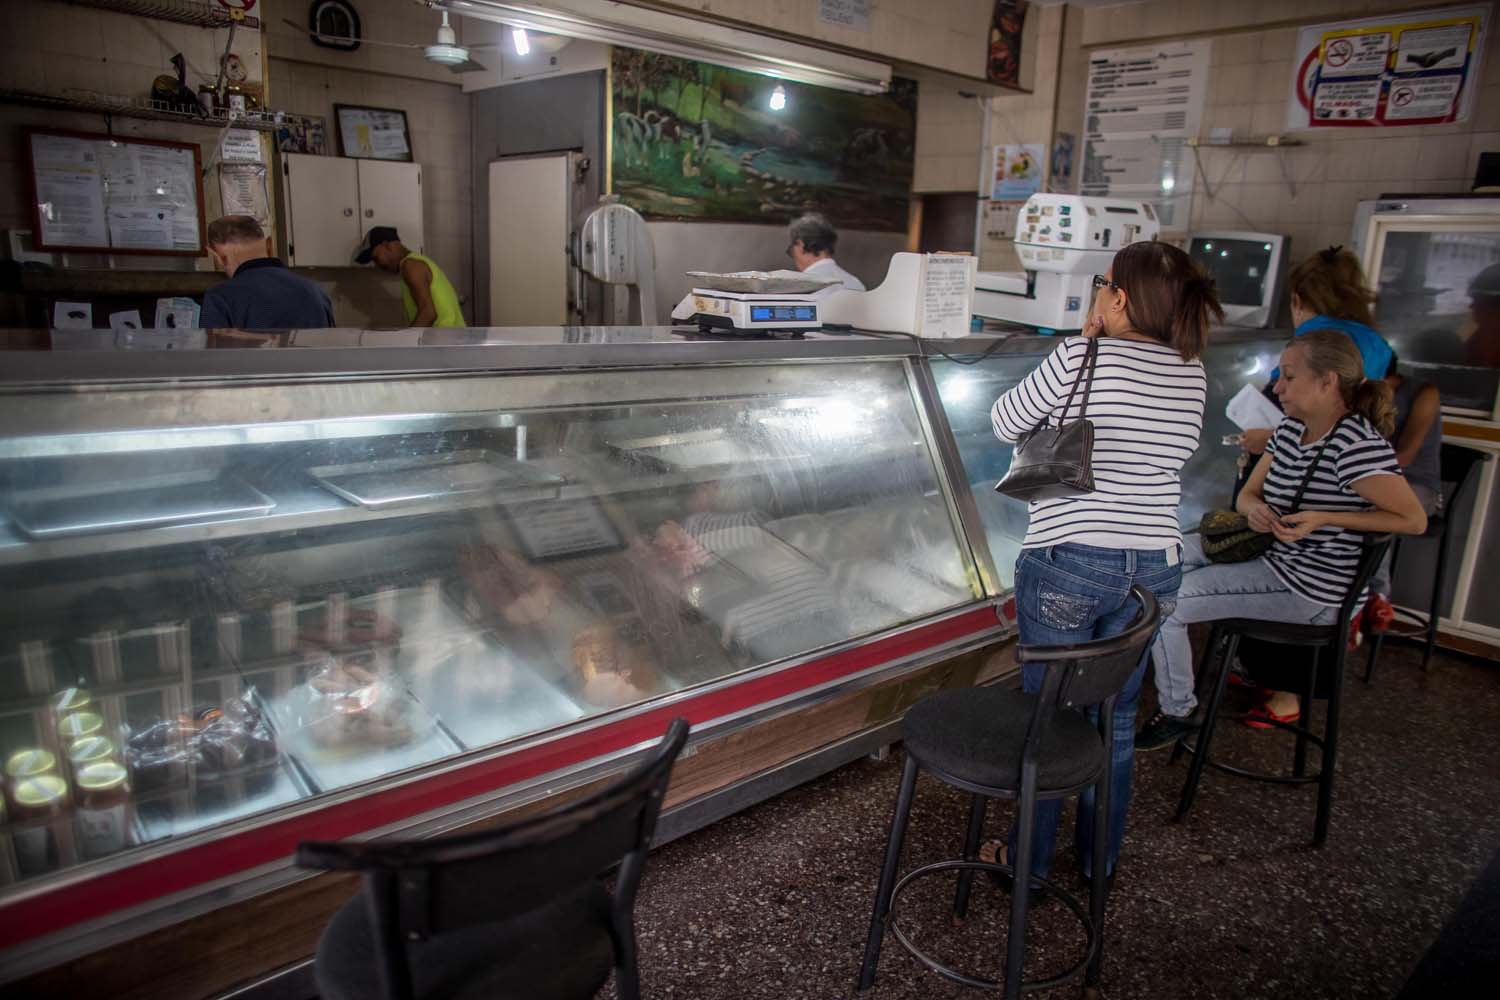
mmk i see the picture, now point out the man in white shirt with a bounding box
[787,213,866,291]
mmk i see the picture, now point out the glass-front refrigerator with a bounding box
[1353,195,1500,418]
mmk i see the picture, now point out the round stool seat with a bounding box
[903,687,1104,793]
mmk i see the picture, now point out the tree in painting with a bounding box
[610,48,915,230]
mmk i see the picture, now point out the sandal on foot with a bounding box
[977,840,1049,903]
[1244,702,1300,730]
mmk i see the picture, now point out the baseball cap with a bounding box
[355,226,400,264]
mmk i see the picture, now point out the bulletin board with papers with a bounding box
[25,129,206,256]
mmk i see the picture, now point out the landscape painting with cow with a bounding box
[610,49,915,230]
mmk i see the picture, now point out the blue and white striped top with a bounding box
[991,336,1207,551]
[1261,415,1401,607]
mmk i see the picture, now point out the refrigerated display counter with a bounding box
[0,325,1299,996]
[0,327,1019,996]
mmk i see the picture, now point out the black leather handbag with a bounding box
[995,338,1098,502]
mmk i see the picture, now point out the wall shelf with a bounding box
[0,88,318,134]
[45,0,260,29]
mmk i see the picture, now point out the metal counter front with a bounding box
[0,325,1298,994]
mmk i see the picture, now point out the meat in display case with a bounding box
[0,329,1013,990]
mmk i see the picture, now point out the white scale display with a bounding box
[685,289,822,334]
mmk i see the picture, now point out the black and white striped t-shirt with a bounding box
[1261,415,1401,607]
[990,337,1207,550]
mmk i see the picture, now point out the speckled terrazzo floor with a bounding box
[616,641,1500,999]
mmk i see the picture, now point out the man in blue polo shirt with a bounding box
[200,215,335,329]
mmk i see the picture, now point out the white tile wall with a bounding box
[1058,0,1500,254]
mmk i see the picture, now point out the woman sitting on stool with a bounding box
[1136,330,1428,748]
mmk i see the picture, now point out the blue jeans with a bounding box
[1148,535,1338,719]
[1006,542,1182,879]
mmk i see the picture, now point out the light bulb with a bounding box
[769,84,787,111]
[512,27,530,55]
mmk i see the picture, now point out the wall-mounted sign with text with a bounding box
[1286,4,1489,129]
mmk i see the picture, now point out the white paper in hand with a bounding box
[1226,383,1284,431]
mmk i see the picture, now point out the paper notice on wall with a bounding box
[219,162,270,226]
[31,135,109,248]
[919,254,977,339]
[1288,5,1488,129]
[1385,74,1465,118]
[221,128,262,163]
[52,301,93,329]
[991,143,1046,201]
[1081,40,1209,230]
[1312,78,1384,121]
[107,206,173,250]
[337,107,411,160]
[817,0,870,32]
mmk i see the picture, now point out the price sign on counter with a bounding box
[919,254,977,339]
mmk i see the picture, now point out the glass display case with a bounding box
[0,328,1014,980]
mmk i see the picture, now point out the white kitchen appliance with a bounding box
[972,194,1160,332]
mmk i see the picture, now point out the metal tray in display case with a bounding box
[307,449,564,510]
[5,472,276,539]
[606,428,808,472]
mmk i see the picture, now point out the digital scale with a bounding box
[682,289,822,334]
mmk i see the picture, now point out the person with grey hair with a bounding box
[199,215,335,329]
[786,212,866,291]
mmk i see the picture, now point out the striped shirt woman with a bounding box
[991,337,1207,550]
[1261,416,1400,606]
[982,240,1222,887]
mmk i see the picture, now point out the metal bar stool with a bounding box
[858,587,1160,999]
[1172,536,1390,847]
[1365,445,1488,683]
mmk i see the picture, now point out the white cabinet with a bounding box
[281,154,423,267]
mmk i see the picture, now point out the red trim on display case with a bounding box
[0,606,1001,951]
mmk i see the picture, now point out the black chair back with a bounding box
[1335,535,1393,639]
[298,718,689,1000]
[1019,586,1161,712]
[1438,444,1488,514]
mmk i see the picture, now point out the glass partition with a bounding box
[0,358,978,886]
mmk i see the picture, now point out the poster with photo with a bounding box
[990,143,1045,201]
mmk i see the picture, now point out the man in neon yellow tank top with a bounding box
[356,226,467,327]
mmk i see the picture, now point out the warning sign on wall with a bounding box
[1286,4,1488,129]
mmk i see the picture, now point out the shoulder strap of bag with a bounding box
[1057,337,1099,425]
[1288,414,1349,513]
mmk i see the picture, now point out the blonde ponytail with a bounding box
[1291,328,1396,435]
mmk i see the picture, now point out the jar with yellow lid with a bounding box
[66,735,117,775]
[4,748,57,782]
[58,711,104,744]
[53,686,92,717]
[11,773,72,875]
[75,760,131,859]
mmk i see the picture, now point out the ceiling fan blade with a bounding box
[280,17,426,49]
[447,58,489,74]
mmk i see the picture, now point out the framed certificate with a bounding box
[333,104,413,161]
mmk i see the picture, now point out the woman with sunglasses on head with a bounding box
[1136,329,1428,747]
[980,240,1222,891]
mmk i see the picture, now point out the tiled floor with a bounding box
[623,641,1500,998]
